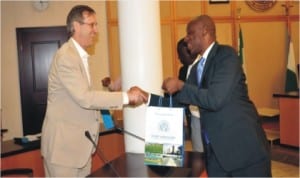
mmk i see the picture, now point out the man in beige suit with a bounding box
[41,5,146,177]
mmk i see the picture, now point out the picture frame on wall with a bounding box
[209,0,229,4]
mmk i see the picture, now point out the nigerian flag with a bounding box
[285,35,298,92]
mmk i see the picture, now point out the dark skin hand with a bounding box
[162,77,184,95]
[101,77,111,87]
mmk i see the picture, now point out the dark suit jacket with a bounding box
[178,65,188,82]
[150,42,270,171]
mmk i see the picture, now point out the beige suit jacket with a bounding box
[41,39,123,168]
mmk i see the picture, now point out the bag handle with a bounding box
[158,95,173,107]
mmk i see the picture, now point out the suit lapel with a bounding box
[182,43,219,87]
[200,43,218,85]
[187,60,200,85]
[68,39,91,88]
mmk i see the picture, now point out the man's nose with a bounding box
[184,36,189,43]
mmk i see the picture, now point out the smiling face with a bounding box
[184,15,216,56]
[185,21,206,56]
[73,11,98,49]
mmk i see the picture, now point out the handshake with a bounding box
[102,76,185,106]
[126,86,149,106]
[102,77,149,106]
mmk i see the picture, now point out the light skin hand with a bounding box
[127,86,149,106]
[162,77,184,94]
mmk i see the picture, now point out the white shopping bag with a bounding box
[144,96,185,167]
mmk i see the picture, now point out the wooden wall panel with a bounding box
[161,24,175,79]
[108,25,121,80]
[175,23,188,77]
[215,23,233,46]
[107,1,118,21]
[206,1,232,16]
[160,1,172,19]
[244,22,286,107]
[290,1,299,15]
[175,1,202,18]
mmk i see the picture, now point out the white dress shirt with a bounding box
[71,38,129,104]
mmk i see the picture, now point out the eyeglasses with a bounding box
[79,22,98,28]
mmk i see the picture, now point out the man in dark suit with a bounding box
[139,15,271,177]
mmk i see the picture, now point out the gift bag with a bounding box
[144,96,185,167]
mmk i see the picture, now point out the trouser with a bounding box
[191,115,204,152]
[204,143,272,177]
[43,158,92,177]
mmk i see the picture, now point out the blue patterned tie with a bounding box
[197,57,210,144]
[197,57,206,87]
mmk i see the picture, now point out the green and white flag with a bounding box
[285,35,298,92]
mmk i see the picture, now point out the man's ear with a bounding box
[73,21,81,32]
[202,27,208,36]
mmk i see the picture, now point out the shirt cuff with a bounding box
[146,94,151,106]
[123,92,129,105]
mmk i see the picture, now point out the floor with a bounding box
[183,114,299,177]
[184,140,299,177]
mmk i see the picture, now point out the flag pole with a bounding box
[236,7,246,79]
[281,2,293,38]
[281,2,298,93]
[236,7,241,48]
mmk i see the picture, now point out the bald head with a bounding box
[194,15,216,40]
[185,15,216,55]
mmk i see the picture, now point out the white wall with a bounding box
[1,1,110,140]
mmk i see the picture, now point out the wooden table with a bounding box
[1,129,125,177]
[273,93,299,147]
[88,151,206,177]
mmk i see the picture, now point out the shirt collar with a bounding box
[190,54,201,66]
[202,42,215,59]
[71,38,90,59]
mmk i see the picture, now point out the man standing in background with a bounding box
[176,38,203,152]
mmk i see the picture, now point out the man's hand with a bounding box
[101,77,111,87]
[127,86,149,106]
[102,77,122,91]
[162,77,184,94]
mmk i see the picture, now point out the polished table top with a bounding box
[88,151,205,177]
[1,129,121,158]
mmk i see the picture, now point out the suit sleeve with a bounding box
[177,46,243,111]
[149,94,183,108]
[54,51,123,110]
